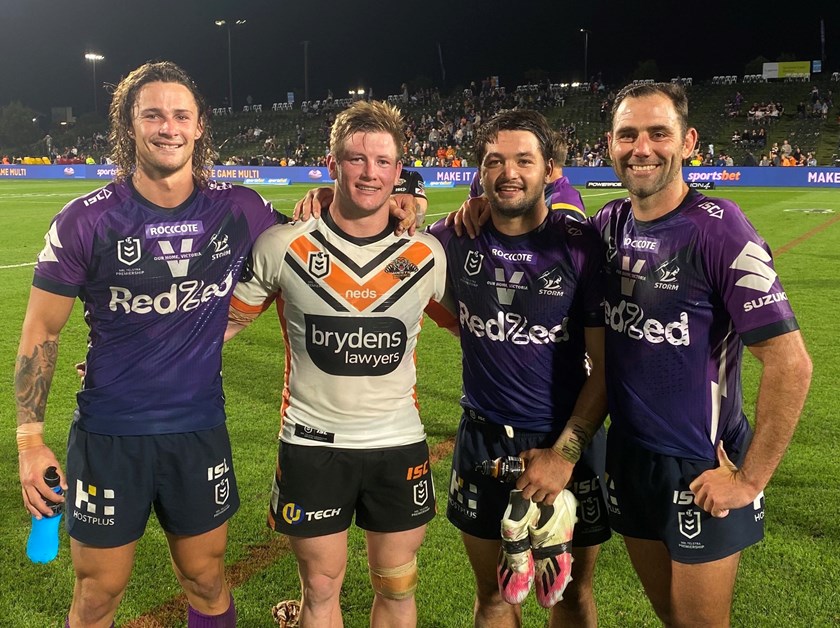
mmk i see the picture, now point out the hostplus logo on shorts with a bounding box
[448,470,478,519]
[73,479,116,526]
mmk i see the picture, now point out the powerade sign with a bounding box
[4,165,840,187]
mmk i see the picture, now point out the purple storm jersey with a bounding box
[590,190,798,460]
[32,180,283,436]
[469,175,586,221]
[428,212,603,432]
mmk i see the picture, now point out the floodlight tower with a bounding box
[215,19,247,109]
[85,53,105,114]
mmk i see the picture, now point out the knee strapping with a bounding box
[369,557,418,600]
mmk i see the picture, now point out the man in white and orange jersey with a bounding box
[227,100,447,628]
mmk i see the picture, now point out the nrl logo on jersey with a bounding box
[464,250,483,277]
[385,256,419,279]
[308,251,330,278]
[605,236,618,263]
[117,237,142,266]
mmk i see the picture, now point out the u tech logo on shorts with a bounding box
[281,503,342,525]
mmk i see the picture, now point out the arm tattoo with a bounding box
[15,340,58,426]
[554,423,591,464]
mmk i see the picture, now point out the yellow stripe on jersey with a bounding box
[551,202,586,217]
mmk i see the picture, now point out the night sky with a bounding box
[2,0,839,117]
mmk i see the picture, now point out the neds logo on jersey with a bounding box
[306,314,406,375]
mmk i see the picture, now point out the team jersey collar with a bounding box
[127,177,199,215]
[631,188,700,228]
[487,210,551,244]
[323,208,396,246]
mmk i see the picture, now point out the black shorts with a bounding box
[65,423,239,547]
[446,414,611,547]
[605,432,764,563]
[269,440,436,538]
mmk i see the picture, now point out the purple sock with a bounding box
[187,594,236,628]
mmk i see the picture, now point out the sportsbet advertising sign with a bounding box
[2,165,840,187]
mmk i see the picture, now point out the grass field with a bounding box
[0,180,838,627]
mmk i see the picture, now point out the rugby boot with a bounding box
[497,489,539,604]
[530,489,578,608]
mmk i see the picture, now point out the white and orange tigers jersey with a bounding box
[231,213,447,449]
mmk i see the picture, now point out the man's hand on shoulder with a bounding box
[292,187,332,221]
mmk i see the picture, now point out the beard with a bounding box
[617,161,681,199]
[487,185,544,219]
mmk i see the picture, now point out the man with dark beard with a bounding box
[426,110,610,627]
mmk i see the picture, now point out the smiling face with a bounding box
[608,93,696,205]
[327,130,402,219]
[131,81,203,181]
[480,129,551,221]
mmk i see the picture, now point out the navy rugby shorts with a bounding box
[605,432,764,563]
[447,413,611,546]
[65,422,239,547]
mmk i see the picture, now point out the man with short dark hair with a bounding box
[591,81,812,626]
[467,130,586,222]
[428,109,609,627]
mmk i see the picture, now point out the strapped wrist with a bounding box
[16,423,45,453]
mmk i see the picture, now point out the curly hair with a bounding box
[109,61,214,187]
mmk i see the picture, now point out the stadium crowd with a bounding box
[4,74,840,168]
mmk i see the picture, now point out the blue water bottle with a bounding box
[26,466,63,564]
